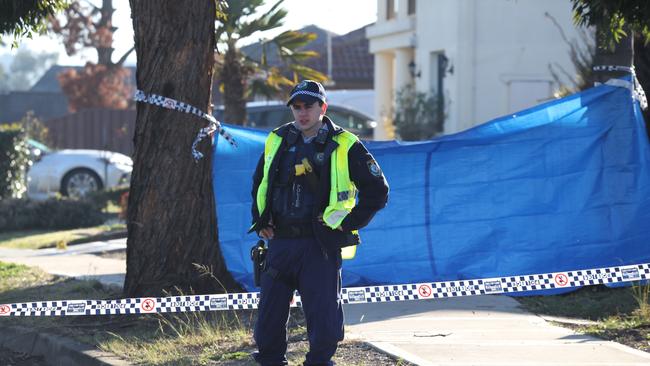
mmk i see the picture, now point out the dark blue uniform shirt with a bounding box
[271,128,326,226]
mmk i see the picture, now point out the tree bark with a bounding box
[125,0,241,296]
[96,0,115,66]
[221,43,248,125]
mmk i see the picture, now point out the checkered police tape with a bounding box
[134,90,237,161]
[1,262,649,317]
[593,65,648,110]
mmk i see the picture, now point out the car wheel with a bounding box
[61,168,103,198]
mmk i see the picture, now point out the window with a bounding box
[408,0,416,15]
[326,108,373,138]
[429,52,440,97]
[386,0,396,20]
[430,52,446,122]
[248,108,293,128]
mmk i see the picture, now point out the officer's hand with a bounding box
[317,215,343,231]
[259,226,274,239]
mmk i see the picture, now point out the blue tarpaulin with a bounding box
[213,80,650,293]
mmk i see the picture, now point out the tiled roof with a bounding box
[30,65,137,93]
[241,24,374,88]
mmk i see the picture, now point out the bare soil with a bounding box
[0,347,48,366]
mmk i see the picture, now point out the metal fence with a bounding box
[44,109,136,156]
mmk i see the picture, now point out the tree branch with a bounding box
[115,46,135,66]
[81,0,101,12]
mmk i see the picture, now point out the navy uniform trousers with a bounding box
[253,236,344,366]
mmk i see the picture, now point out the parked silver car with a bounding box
[26,139,132,200]
[214,101,377,139]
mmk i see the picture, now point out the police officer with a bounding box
[250,80,389,366]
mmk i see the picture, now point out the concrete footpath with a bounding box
[345,296,650,365]
[0,239,126,287]
[2,240,650,365]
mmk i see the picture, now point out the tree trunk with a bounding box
[96,0,115,66]
[125,0,241,296]
[593,25,634,83]
[221,44,248,125]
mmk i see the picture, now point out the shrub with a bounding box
[0,124,31,199]
[20,111,50,144]
[118,191,129,220]
[393,85,445,141]
[0,197,106,232]
[86,185,129,209]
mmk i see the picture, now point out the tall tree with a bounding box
[49,0,134,111]
[125,0,239,296]
[571,0,650,82]
[0,0,69,47]
[216,0,326,125]
[0,48,58,92]
[571,0,650,139]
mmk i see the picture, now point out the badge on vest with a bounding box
[367,159,382,177]
[315,152,325,165]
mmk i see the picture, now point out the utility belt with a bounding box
[273,223,314,239]
[249,239,295,288]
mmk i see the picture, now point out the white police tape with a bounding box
[593,65,648,110]
[1,262,648,317]
[134,90,237,161]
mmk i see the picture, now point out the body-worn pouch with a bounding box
[250,240,267,287]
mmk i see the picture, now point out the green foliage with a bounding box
[0,124,31,199]
[393,85,444,141]
[20,111,50,143]
[0,261,29,279]
[0,0,70,47]
[631,283,650,321]
[0,48,58,92]
[0,197,106,232]
[215,0,326,113]
[86,185,129,209]
[571,0,650,46]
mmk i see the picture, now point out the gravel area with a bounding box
[213,309,414,365]
[214,339,413,365]
[0,347,48,366]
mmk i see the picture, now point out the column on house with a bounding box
[394,47,413,95]
[373,51,394,140]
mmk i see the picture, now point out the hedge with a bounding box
[0,198,106,232]
[0,124,31,199]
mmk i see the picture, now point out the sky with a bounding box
[0,0,377,68]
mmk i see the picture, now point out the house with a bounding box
[366,0,588,140]
[241,25,374,90]
[0,65,137,123]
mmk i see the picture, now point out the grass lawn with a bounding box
[0,223,126,250]
[0,261,409,365]
[518,284,650,352]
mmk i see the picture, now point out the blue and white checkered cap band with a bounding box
[134,90,237,161]
[1,262,648,317]
[289,90,326,103]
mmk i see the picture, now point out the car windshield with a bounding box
[27,139,53,154]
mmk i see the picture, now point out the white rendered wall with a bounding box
[473,0,579,130]
[413,0,587,134]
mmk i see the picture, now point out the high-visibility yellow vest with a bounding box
[255,129,360,258]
